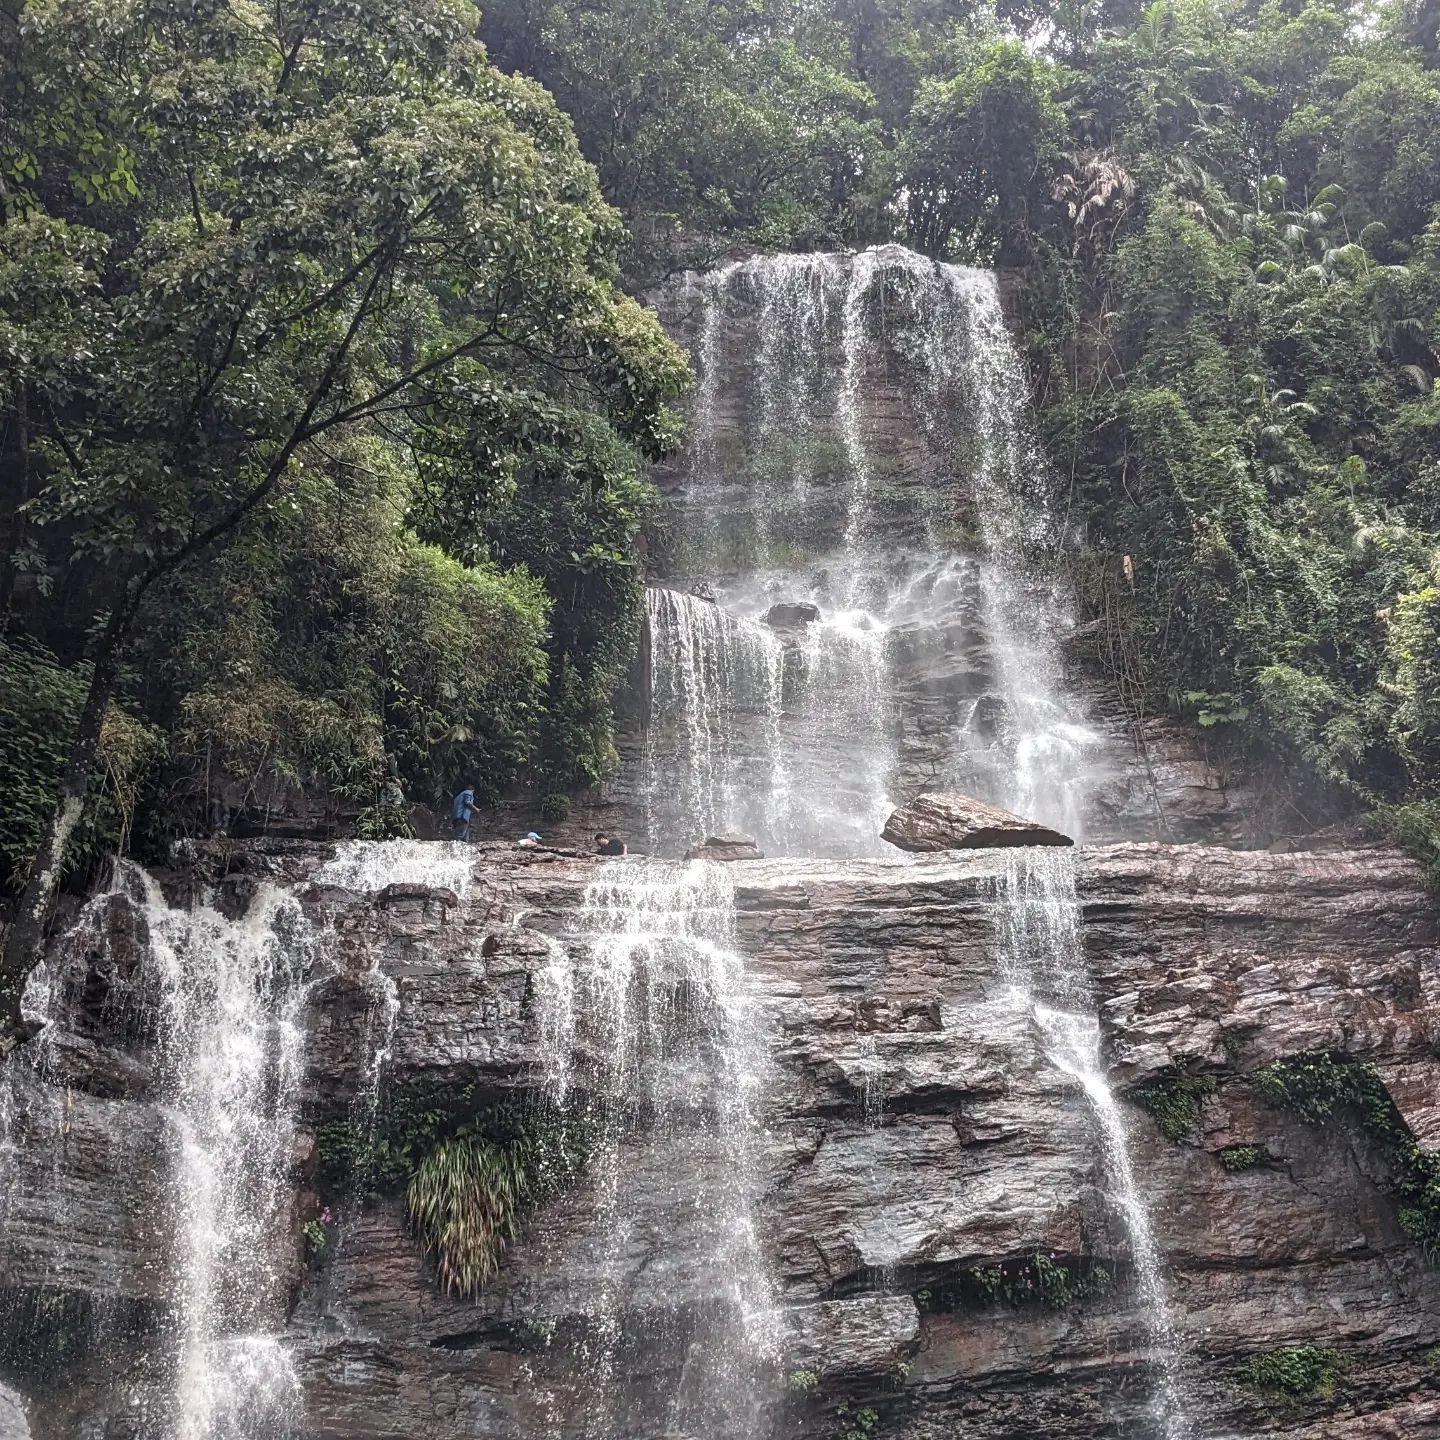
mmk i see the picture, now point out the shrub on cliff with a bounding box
[0,643,159,893]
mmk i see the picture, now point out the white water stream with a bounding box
[534,858,778,1437]
[133,865,319,1440]
[0,244,1195,1440]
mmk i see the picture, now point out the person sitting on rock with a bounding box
[595,832,627,856]
[451,785,479,842]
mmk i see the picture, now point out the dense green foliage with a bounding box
[7,0,1440,876]
[407,1134,534,1295]
[1242,1345,1345,1398]
[1257,1052,1440,1259]
[478,0,1440,850]
[318,1084,592,1295]
[915,1251,1116,1311]
[1129,1073,1216,1140]
[1217,1143,1266,1172]
[0,642,159,889]
[0,0,687,884]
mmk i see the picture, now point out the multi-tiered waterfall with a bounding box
[0,248,1232,1440]
[643,246,1194,1436]
[641,248,1108,858]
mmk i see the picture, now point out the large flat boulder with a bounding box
[881,792,1072,851]
[684,832,765,862]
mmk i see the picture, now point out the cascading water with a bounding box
[657,245,1193,1437]
[132,863,321,1440]
[996,850,1193,1438]
[643,587,785,850]
[533,858,778,1437]
[955,269,1193,1432]
[648,246,1108,857]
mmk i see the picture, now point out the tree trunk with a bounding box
[0,599,131,1051]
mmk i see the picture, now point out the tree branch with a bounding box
[135,243,394,601]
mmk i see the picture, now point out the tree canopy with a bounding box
[5,0,1440,1004]
[0,0,689,1021]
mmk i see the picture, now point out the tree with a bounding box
[900,39,1066,263]
[0,0,688,1043]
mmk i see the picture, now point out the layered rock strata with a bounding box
[1,839,1437,1438]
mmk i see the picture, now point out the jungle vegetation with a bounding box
[2,0,1439,1022]
[480,0,1440,856]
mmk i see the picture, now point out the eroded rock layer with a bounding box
[1,839,1438,1438]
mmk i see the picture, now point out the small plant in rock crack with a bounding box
[1129,1075,1217,1141]
[407,1135,532,1296]
[1218,1144,1266,1172]
[516,1316,557,1347]
[786,1368,821,1395]
[1242,1346,1345,1399]
[958,1252,1114,1309]
[834,1403,879,1440]
[302,1208,333,1256]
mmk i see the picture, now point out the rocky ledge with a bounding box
[1,839,1438,1438]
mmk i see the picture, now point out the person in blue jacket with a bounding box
[451,785,479,841]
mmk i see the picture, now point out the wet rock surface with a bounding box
[881,791,1074,851]
[683,832,766,862]
[2,839,1439,1437]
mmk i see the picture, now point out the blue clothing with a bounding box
[453,816,471,842]
[451,788,475,822]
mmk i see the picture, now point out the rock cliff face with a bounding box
[3,838,1438,1438]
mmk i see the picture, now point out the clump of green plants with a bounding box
[1242,1346,1344,1399]
[1128,1076,1217,1141]
[1218,1145,1265,1173]
[1424,1344,1440,1374]
[317,1086,595,1295]
[926,1252,1116,1311]
[835,1403,879,1440]
[302,1209,332,1257]
[354,803,414,841]
[0,641,161,892]
[317,1084,480,1191]
[540,792,571,824]
[786,1368,821,1395]
[407,1134,534,1296]
[1257,1053,1440,1260]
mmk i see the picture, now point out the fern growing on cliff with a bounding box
[407,1136,533,1296]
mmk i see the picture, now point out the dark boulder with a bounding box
[762,602,821,629]
[881,792,1073,851]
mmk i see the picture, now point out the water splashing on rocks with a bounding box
[532,858,779,1437]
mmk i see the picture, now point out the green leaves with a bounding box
[406,1135,532,1296]
[1242,1346,1345,1399]
[1,0,690,840]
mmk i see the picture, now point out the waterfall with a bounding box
[316,839,476,896]
[957,267,1192,1431]
[943,268,1099,837]
[651,247,1106,857]
[534,858,777,1436]
[995,850,1193,1438]
[643,587,785,852]
[131,864,321,1439]
[662,246,1194,1435]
